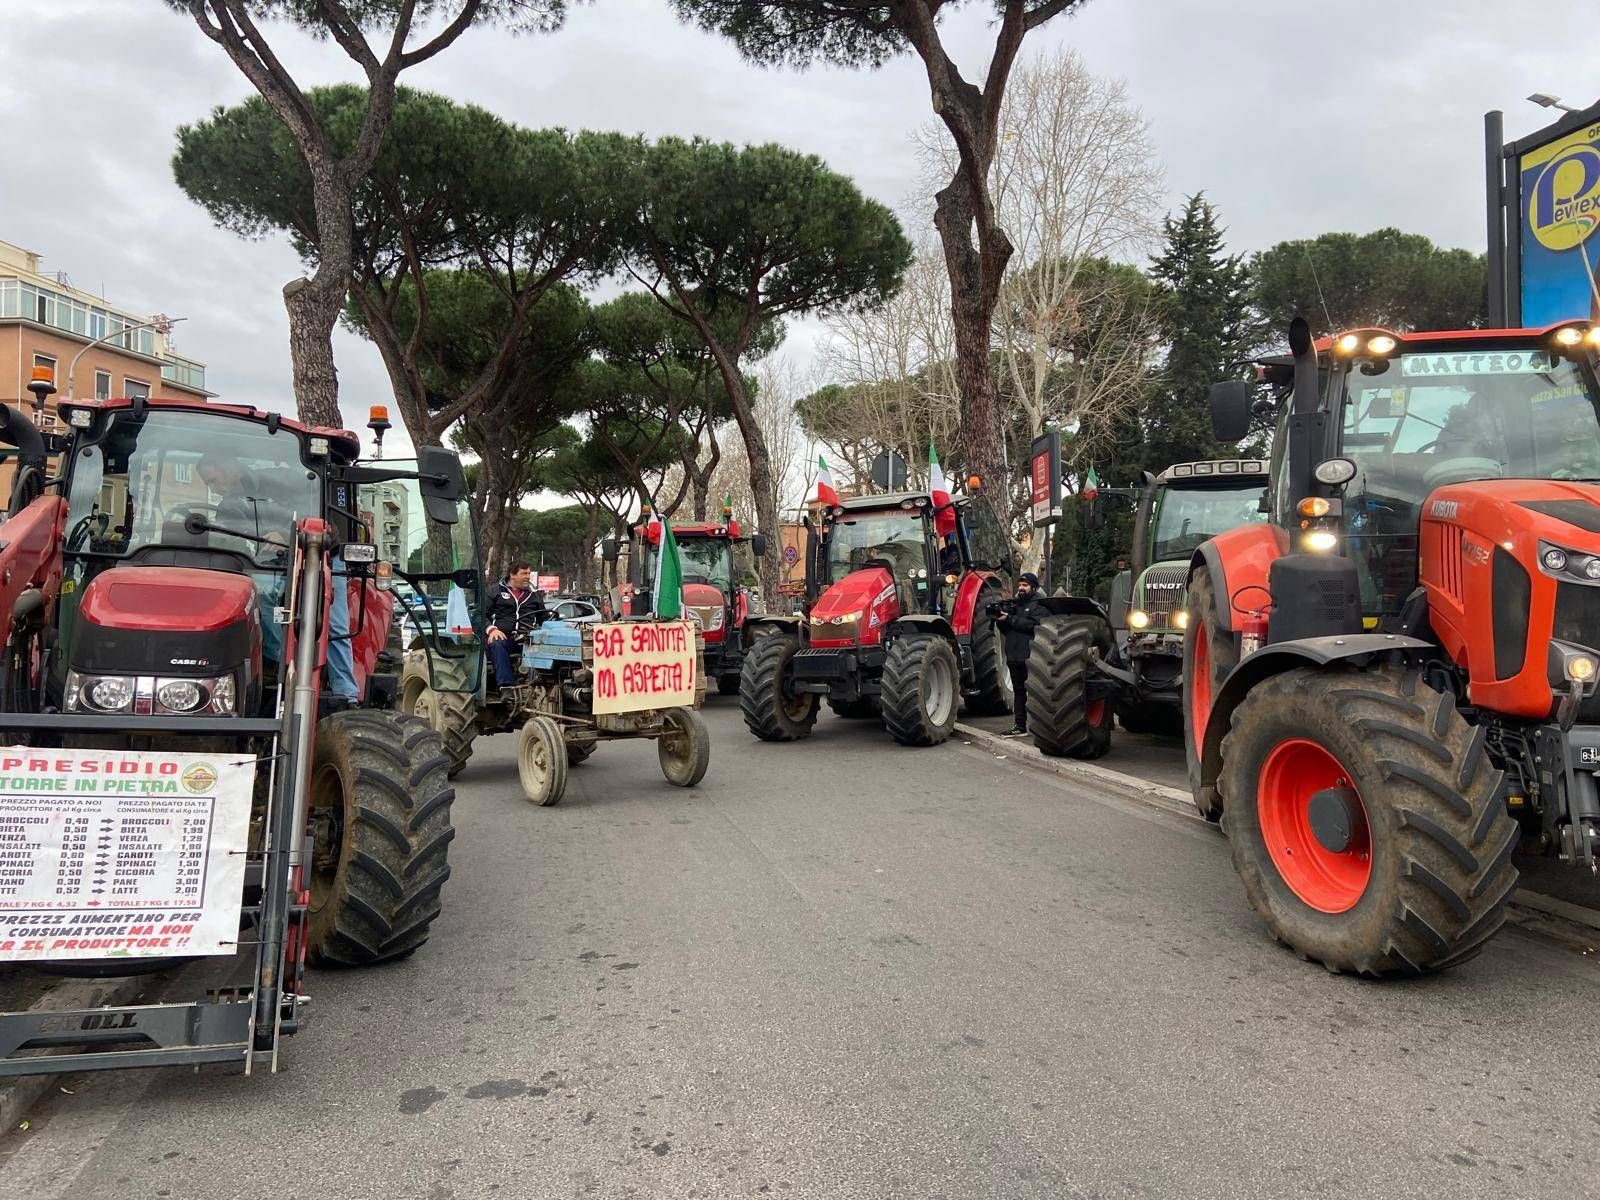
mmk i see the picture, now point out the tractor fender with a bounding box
[1199,633,1436,794]
[1035,595,1110,622]
[1190,523,1286,633]
[950,571,1003,636]
[742,614,801,649]
[886,613,956,644]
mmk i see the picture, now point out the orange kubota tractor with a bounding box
[0,380,473,1076]
[738,483,1017,746]
[1185,317,1600,976]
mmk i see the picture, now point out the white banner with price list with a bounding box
[0,747,254,961]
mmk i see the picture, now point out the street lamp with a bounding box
[1528,93,1586,115]
[66,313,184,401]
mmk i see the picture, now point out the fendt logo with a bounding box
[1530,140,1600,252]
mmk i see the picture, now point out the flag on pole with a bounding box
[929,441,956,536]
[1081,467,1101,501]
[649,511,684,620]
[815,454,839,508]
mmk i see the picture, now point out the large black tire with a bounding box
[828,697,881,719]
[1183,567,1238,822]
[1219,665,1518,976]
[659,707,711,786]
[740,636,818,741]
[402,646,479,780]
[962,606,1012,716]
[1027,616,1114,760]
[880,632,960,747]
[566,738,597,767]
[307,710,455,966]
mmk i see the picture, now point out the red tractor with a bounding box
[738,486,1016,745]
[0,385,472,1076]
[1185,316,1600,976]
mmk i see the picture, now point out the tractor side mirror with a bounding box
[417,445,467,524]
[1208,381,1253,443]
[600,537,620,563]
[750,533,768,558]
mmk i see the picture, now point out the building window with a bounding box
[174,462,194,484]
[94,370,111,400]
[88,308,106,341]
[0,280,16,318]
[124,378,151,400]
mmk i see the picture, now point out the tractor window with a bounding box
[63,410,316,567]
[1149,483,1267,563]
[357,467,480,636]
[826,509,928,583]
[959,495,1012,574]
[1338,348,1600,612]
[678,539,732,591]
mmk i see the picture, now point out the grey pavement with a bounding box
[2,699,1597,1199]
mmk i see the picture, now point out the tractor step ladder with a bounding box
[0,711,306,1078]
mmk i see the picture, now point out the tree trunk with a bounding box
[582,504,599,590]
[286,166,357,430]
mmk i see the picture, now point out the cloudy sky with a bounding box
[2,0,1594,454]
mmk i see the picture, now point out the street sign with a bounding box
[783,544,799,566]
[869,450,907,492]
[1030,431,1061,527]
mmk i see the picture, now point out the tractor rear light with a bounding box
[1302,530,1339,552]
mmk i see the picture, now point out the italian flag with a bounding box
[648,512,684,620]
[1081,467,1100,501]
[815,454,839,508]
[929,442,955,536]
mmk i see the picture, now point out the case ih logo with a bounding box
[169,657,210,667]
[1430,500,1460,519]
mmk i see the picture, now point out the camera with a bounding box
[985,598,1016,619]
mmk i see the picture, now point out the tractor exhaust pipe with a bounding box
[1289,316,1319,416]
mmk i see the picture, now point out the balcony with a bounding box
[160,355,206,392]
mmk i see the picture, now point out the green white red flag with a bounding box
[929,442,956,536]
[648,511,684,620]
[1081,467,1100,501]
[815,454,839,507]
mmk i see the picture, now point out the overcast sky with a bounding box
[2,0,1595,458]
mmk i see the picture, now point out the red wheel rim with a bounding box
[1086,698,1107,727]
[1257,738,1371,913]
[1190,620,1211,756]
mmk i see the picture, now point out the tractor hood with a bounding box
[684,581,728,642]
[1427,478,1600,547]
[809,567,897,647]
[74,566,261,676]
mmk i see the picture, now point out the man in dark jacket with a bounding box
[998,571,1049,736]
[485,561,550,687]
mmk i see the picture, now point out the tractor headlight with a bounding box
[1538,541,1600,587]
[1544,547,1568,572]
[1128,609,1150,630]
[65,670,236,715]
[156,679,202,713]
[1314,458,1358,486]
[1303,530,1339,552]
[72,674,135,713]
[1569,655,1597,683]
[1173,610,1190,630]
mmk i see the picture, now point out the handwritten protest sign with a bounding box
[0,747,253,961]
[591,620,697,715]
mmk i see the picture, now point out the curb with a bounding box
[956,722,1600,954]
[1,973,147,1134]
[953,722,1196,820]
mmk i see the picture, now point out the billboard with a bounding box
[1030,430,1060,527]
[1516,116,1600,326]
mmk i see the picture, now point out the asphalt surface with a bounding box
[3,699,1598,1199]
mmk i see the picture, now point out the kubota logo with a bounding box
[181,762,218,794]
[1529,139,1600,252]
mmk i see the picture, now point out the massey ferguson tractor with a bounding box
[1114,459,1268,734]
[1184,316,1600,976]
[0,384,472,1077]
[738,485,1017,746]
[643,503,764,695]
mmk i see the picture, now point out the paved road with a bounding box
[4,699,1597,1199]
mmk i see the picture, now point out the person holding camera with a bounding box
[997,571,1048,736]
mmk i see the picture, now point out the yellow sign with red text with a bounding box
[591,621,697,715]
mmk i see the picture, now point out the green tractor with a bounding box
[1113,459,1268,734]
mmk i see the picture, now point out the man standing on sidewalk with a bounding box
[998,571,1048,736]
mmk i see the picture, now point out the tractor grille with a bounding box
[1138,565,1189,628]
[1554,582,1600,650]
[1425,521,1465,605]
[1492,548,1531,680]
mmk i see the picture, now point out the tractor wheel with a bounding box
[962,607,1012,716]
[1183,567,1237,822]
[1027,616,1114,760]
[1219,665,1519,976]
[659,706,711,787]
[718,673,741,696]
[880,632,960,747]
[401,647,479,780]
[306,710,455,966]
[828,697,881,719]
[740,636,818,741]
[518,715,569,806]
